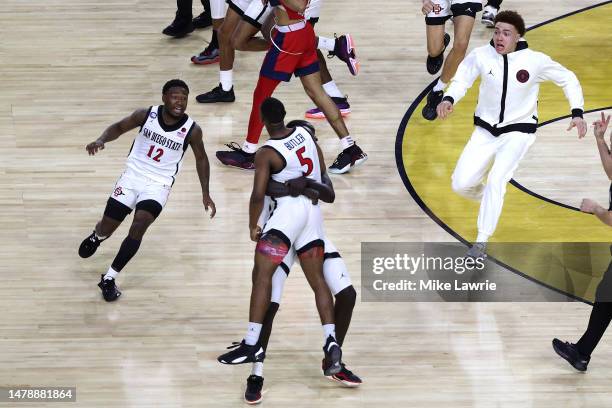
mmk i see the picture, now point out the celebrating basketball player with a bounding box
[213,0,367,174]
[435,11,587,257]
[78,79,216,302]
[217,97,343,385]
[553,111,612,372]
[239,119,361,404]
[420,0,483,120]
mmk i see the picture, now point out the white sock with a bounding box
[476,232,490,243]
[433,79,447,92]
[220,70,233,92]
[245,322,262,346]
[318,36,335,52]
[322,324,336,342]
[94,230,107,240]
[242,141,258,154]
[104,267,119,281]
[323,81,343,99]
[340,135,354,150]
[251,362,264,377]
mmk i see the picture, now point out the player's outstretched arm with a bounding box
[85,108,148,155]
[190,124,216,218]
[580,199,612,227]
[593,112,612,180]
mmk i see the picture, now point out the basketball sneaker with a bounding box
[552,338,590,371]
[78,231,105,258]
[328,144,368,174]
[97,275,121,302]
[191,43,220,65]
[305,96,351,119]
[325,363,362,387]
[244,375,264,404]
[329,34,359,76]
[421,89,444,121]
[162,19,195,38]
[218,340,265,365]
[322,335,342,376]
[481,5,498,28]
[426,33,450,75]
[196,83,235,103]
[465,242,487,260]
[192,11,213,29]
[216,143,255,170]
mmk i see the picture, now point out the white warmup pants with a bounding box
[451,126,536,239]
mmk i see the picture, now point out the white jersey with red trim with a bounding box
[263,126,322,184]
[125,105,195,186]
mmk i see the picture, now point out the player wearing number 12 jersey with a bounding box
[78,79,216,302]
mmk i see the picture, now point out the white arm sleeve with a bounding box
[443,49,481,105]
[537,54,584,112]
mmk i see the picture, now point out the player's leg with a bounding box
[482,0,502,27]
[78,198,129,258]
[423,0,451,76]
[191,0,226,65]
[451,127,498,200]
[192,0,213,29]
[299,71,367,174]
[321,242,362,387]
[195,6,243,103]
[163,0,196,38]
[232,0,272,51]
[476,131,535,244]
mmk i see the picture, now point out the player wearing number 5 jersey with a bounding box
[218,97,343,378]
[78,79,216,302]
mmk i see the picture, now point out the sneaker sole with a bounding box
[481,18,495,27]
[328,375,362,388]
[305,108,351,119]
[344,34,359,76]
[328,154,368,175]
[191,56,220,65]
[196,97,235,103]
[216,159,255,171]
[552,341,587,372]
[244,395,262,405]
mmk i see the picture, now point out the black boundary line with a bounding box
[395,2,612,304]
[510,105,612,211]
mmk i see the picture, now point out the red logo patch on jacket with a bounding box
[516,69,530,83]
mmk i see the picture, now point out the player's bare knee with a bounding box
[335,285,356,306]
[451,39,470,55]
[297,244,324,261]
[256,234,290,265]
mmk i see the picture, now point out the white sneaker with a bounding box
[466,242,487,260]
[481,5,498,28]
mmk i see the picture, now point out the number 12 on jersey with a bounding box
[296,146,313,176]
[146,145,164,162]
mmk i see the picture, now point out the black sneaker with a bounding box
[78,231,105,258]
[421,89,444,121]
[218,340,265,365]
[216,143,256,170]
[97,274,121,302]
[244,375,264,404]
[162,19,195,38]
[426,33,451,75]
[192,12,212,29]
[191,42,220,65]
[322,335,342,376]
[552,338,590,372]
[328,363,362,387]
[196,83,235,103]
[328,144,368,174]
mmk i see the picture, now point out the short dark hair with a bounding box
[162,79,189,94]
[260,97,286,123]
[494,10,526,36]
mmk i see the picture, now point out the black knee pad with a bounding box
[104,197,133,222]
[135,199,163,219]
[335,285,357,306]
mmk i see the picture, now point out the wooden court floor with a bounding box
[1,0,611,406]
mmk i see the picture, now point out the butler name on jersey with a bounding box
[126,105,196,186]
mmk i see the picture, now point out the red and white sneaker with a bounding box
[322,360,362,387]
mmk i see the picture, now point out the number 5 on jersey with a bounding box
[147,145,164,162]
[296,146,313,176]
